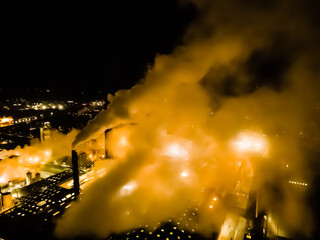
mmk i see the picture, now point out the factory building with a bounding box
[25,171,42,186]
[1,192,13,209]
[0,117,14,128]
[0,169,79,239]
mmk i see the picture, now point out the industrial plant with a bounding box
[0,119,298,240]
[1,0,320,239]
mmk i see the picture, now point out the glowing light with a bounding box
[180,171,190,178]
[231,132,268,155]
[106,128,131,158]
[0,174,8,183]
[165,143,188,159]
[0,117,14,127]
[218,215,235,240]
[119,181,138,196]
[44,150,51,157]
[53,211,60,216]
[120,137,128,146]
[289,180,308,186]
[0,117,13,123]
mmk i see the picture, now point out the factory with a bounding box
[0,128,291,240]
[0,160,83,239]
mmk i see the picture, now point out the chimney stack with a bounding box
[72,150,80,197]
[105,129,112,158]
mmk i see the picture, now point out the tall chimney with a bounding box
[72,150,80,197]
[105,129,112,158]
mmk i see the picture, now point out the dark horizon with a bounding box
[1,0,196,101]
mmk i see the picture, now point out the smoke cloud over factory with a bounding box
[49,1,320,239]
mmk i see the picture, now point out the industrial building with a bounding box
[0,168,79,239]
[0,144,274,240]
[0,117,14,128]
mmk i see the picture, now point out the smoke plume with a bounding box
[56,0,320,238]
[0,130,78,183]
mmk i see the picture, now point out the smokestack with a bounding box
[72,150,80,197]
[35,172,41,182]
[105,129,112,159]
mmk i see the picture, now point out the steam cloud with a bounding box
[56,0,320,238]
[0,130,78,183]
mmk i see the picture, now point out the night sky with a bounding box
[1,0,195,100]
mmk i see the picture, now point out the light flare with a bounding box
[0,173,8,184]
[231,132,269,156]
[164,143,189,160]
[0,117,14,127]
[180,170,190,178]
[119,181,138,197]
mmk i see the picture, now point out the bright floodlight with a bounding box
[119,137,128,146]
[44,150,51,157]
[180,170,190,178]
[231,132,268,156]
[119,181,138,197]
[165,143,188,159]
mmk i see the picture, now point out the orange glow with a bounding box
[105,127,132,159]
[230,131,269,157]
[164,143,189,160]
[0,117,14,127]
[180,170,189,178]
[119,181,138,197]
[0,130,78,185]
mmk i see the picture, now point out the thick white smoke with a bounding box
[56,0,320,238]
[0,130,78,183]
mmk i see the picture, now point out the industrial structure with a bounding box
[0,159,84,239]
[0,141,283,240]
[0,117,14,128]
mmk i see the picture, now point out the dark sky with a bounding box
[0,0,195,100]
